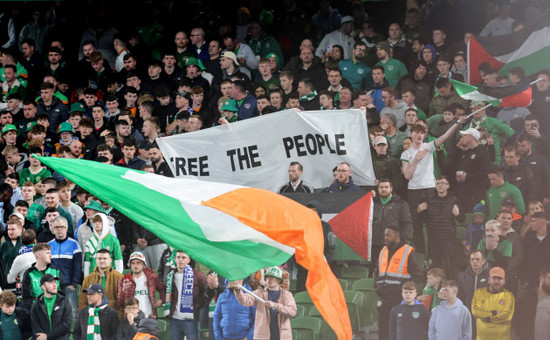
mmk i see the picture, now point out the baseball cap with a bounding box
[9,212,24,222]
[373,136,388,145]
[502,198,516,206]
[221,51,238,65]
[84,283,105,294]
[340,16,354,25]
[459,128,480,140]
[489,267,505,278]
[221,99,238,112]
[376,41,390,54]
[40,274,59,285]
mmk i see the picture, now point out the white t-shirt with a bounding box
[134,274,152,317]
[172,272,194,320]
[401,141,437,190]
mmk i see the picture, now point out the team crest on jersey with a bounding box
[358,68,364,74]
[106,246,111,251]
[499,299,505,305]
[343,67,348,71]
[244,104,251,109]
[412,311,419,318]
[397,313,403,318]
[500,192,507,198]
[387,65,394,71]
[471,154,476,159]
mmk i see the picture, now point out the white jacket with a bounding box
[7,252,35,284]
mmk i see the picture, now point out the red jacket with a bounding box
[117,268,166,318]
[168,268,207,320]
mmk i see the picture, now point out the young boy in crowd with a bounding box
[418,267,445,312]
[190,86,206,116]
[0,290,32,339]
[462,202,487,255]
[117,297,145,340]
[389,281,429,340]
[428,280,472,339]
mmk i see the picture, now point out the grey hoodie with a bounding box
[428,298,472,340]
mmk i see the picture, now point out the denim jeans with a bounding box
[170,318,199,340]
[65,286,77,318]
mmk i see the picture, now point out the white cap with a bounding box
[9,212,24,223]
[340,16,354,25]
[459,128,480,140]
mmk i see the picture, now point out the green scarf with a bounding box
[44,295,57,331]
[163,251,177,317]
[87,305,106,340]
[299,91,318,102]
[380,195,392,205]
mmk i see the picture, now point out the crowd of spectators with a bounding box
[0,0,549,339]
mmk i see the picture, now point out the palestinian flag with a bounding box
[468,10,550,84]
[37,156,352,339]
[451,79,532,107]
[284,192,373,261]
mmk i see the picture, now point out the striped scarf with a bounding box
[163,252,177,317]
[87,305,106,340]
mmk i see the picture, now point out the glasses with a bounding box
[355,48,367,52]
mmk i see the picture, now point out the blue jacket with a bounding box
[324,177,364,193]
[213,286,255,340]
[236,94,259,120]
[369,79,390,112]
[48,237,82,287]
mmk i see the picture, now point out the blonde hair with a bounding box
[521,201,546,237]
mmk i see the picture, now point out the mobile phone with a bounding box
[326,45,333,52]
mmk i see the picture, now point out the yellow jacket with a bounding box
[471,287,515,340]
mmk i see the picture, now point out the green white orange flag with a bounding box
[450,79,532,108]
[37,156,352,339]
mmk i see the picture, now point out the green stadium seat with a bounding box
[157,319,167,332]
[296,304,306,318]
[339,278,350,290]
[309,306,338,340]
[352,279,378,326]
[291,316,322,340]
[294,291,314,315]
[340,266,369,280]
[343,290,365,333]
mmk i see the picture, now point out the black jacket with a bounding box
[36,97,69,135]
[502,162,536,206]
[0,307,32,340]
[116,311,145,340]
[372,194,413,246]
[522,230,550,287]
[73,303,120,340]
[513,286,539,340]
[31,293,72,339]
[277,180,314,194]
[521,152,550,201]
[457,263,490,309]
[421,192,463,240]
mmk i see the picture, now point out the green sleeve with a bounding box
[478,238,486,250]
[499,240,513,257]
[512,187,526,215]
[492,119,516,138]
[398,62,408,79]
[417,108,428,121]
[18,169,28,186]
[111,237,123,261]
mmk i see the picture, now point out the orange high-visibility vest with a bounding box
[377,244,413,285]
[132,333,159,340]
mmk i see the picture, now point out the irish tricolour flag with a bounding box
[37,156,352,339]
[451,79,532,108]
[468,10,550,84]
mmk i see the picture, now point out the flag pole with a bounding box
[466,104,492,118]
[239,284,266,303]
[529,78,543,85]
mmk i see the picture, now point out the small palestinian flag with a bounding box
[468,10,550,84]
[284,191,373,261]
[451,79,532,108]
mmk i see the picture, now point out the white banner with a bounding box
[157,109,375,191]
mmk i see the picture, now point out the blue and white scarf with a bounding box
[179,265,194,318]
